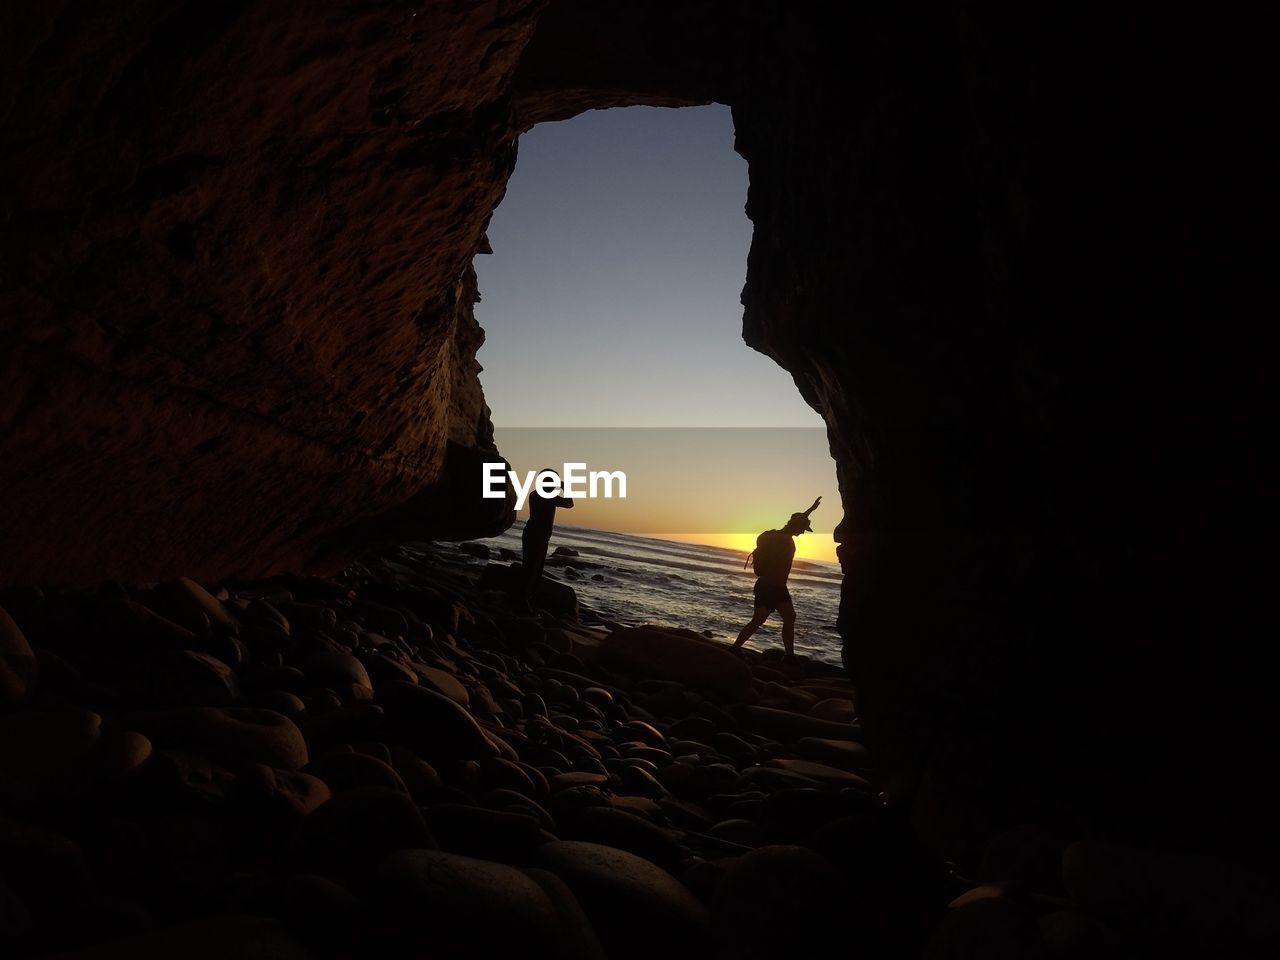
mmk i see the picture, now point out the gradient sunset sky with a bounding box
[474,105,838,562]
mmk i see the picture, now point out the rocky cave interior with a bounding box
[1,1,1274,956]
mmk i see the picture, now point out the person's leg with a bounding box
[778,600,796,657]
[733,608,770,649]
[523,536,551,603]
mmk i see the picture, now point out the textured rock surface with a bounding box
[0,1,533,583]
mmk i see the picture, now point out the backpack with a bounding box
[745,530,784,577]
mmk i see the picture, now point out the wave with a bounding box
[468,523,844,663]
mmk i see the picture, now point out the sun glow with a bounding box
[656,531,838,565]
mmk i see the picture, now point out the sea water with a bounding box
[455,521,843,664]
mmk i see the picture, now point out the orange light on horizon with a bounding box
[654,531,838,565]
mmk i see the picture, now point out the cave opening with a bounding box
[469,104,843,656]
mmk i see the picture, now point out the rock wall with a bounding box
[2,0,1273,872]
[732,2,1274,867]
[1,1,538,584]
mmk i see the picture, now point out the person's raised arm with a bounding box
[803,496,822,517]
[555,496,574,509]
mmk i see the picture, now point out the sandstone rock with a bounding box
[534,840,713,960]
[595,628,750,700]
[0,605,38,704]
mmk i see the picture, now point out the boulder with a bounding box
[595,628,750,700]
[478,563,579,619]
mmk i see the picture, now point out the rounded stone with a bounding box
[562,806,684,871]
[130,707,308,770]
[297,786,435,875]
[306,750,408,795]
[372,849,589,958]
[380,681,498,761]
[533,840,713,960]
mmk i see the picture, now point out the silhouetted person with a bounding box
[517,468,573,607]
[732,496,821,658]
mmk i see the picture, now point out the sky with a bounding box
[474,106,839,562]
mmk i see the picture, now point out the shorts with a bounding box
[753,580,792,612]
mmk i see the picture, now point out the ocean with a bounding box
[455,522,844,665]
